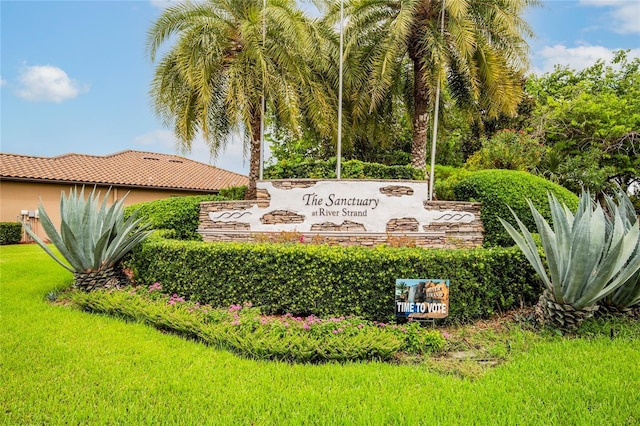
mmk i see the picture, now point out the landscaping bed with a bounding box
[3,244,639,425]
[128,235,542,323]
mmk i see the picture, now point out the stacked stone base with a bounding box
[199,229,464,248]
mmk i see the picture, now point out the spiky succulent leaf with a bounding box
[29,198,82,271]
[589,254,640,305]
[501,189,640,310]
[93,227,115,270]
[574,222,639,307]
[609,270,640,308]
[59,218,89,271]
[564,207,594,302]
[543,195,568,296]
[601,188,640,308]
[605,188,638,229]
[26,186,152,275]
[102,213,151,266]
[499,213,552,291]
[529,197,563,300]
[22,219,75,273]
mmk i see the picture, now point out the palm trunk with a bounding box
[411,60,429,173]
[246,111,261,200]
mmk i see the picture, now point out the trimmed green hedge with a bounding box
[217,186,247,200]
[451,170,579,247]
[124,187,246,240]
[265,159,425,180]
[0,222,22,245]
[129,235,541,323]
[434,167,473,200]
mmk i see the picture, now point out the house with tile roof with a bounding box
[0,150,248,241]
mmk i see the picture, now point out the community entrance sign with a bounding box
[198,179,484,248]
[207,180,475,233]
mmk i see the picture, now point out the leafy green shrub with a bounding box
[70,286,445,363]
[265,159,425,180]
[433,165,463,181]
[465,130,545,172]
[218,185,247,200]
[265,159,330,179]
[124,196,215,240]
[0,222,22,245]
[124,187,245,241]
[128,235,541,323]
[452,170,579,247]
[434,167,473,201]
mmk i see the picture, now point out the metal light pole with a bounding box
[259,0,267,180]
[428,0,445,200]
[336,0,344,179]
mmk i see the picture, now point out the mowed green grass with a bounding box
[1,244,639,425]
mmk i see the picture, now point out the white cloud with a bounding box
[0,77,7,87]
[192,134,249,175]
[579,0,640,34]
[532,44,640,74]
[133,129,177,148]
[16,65,87,103]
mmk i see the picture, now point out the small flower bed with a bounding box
[70,282,445,363]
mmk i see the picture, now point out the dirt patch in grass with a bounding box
[397,307,639,378]
[393,308,542,378]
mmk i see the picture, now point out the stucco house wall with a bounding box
[0,180,214,241]
[0,150,248,242]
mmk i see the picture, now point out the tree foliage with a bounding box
[527,50,640,194]
[147,0,334,199]
[324,0,536,171]
[465,129,545,172]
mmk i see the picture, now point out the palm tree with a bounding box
[328,0,537,172]
[147,0,333,199]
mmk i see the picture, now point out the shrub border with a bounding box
[128,235,542,323]
[0,222,23,245]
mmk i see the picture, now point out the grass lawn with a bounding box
[1,244,639,425]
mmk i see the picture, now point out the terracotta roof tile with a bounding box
[0,150,248,192]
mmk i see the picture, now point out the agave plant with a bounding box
[23,186,152,291]
[499,191,640,330]
[600,189,640,312]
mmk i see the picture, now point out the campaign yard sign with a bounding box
[395,279,450,320]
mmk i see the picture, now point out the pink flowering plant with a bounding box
[70,283,445,363]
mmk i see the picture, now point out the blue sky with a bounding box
[1,0,639,175]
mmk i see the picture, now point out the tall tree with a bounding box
[328,0,536,171]
[527,51,640,195]
[147,0,333,199]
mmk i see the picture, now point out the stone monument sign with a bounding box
[198,179,483,248]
